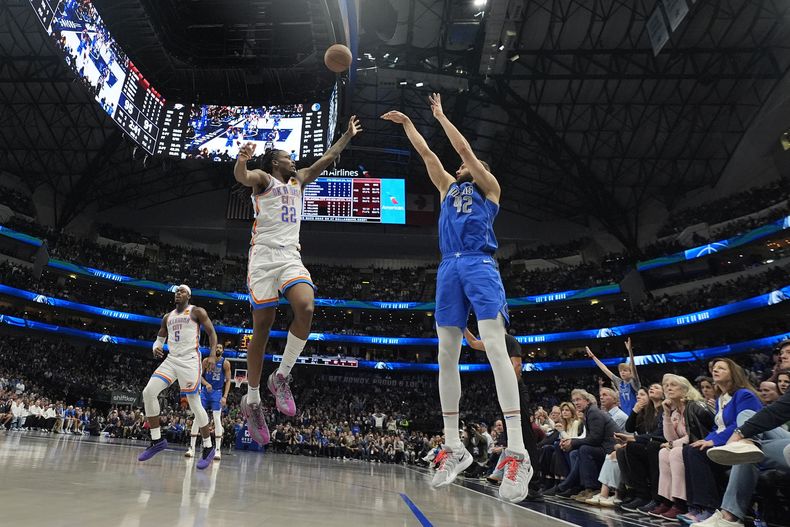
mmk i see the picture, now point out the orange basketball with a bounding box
[324,44,352,73]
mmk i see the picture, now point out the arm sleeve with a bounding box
[705,391,764,446]
[739,390,790,438]
[625,411,639,433]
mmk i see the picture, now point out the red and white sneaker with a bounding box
[430,446,473,488]
[497,450,533,503]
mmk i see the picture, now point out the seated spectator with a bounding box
[700,367,790,527]
[537,402,582,488]
[649,375,714,519]
[599,387,628,431]
[777,369,790,396]
[587,383,665,508]
[679,358,763,525]
[759,381,780,404]
[549,389,618,501]
[697,376,718,411]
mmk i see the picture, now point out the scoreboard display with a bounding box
[303,178,406,224]
[114,62,164,154]
[30,1,339,167]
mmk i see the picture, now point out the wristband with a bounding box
[152,336,165,352]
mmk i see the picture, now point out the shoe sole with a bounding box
[432,452,474,488]
[197,448,216,470]
[706,448,764,466]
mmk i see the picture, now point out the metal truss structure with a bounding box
[1,0,789,253]
[350,0,790,251]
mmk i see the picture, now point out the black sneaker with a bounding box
[637,500,659,515]
[557,487,580,499]
[542,485,558,496]
[621,497,650,512]
[525,489,544,502]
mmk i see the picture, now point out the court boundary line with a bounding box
[399,493,434,527]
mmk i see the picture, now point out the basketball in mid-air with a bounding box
[324,44,352,73]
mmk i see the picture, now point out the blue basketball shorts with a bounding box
[200,388,222,411]
[435,252,509,329]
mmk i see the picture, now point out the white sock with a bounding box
[150,427,161,441]
[479,316,527,456]
[504,414,526,454]
[443,414,463,451]
[202,435,212,449]
[216,436,222,451]
[247,385,261,405]
[437,325,464,451]
[190,435,198,450]
[276,332,307,377]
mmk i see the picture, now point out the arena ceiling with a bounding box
[1,0,789,253]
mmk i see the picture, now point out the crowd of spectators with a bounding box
[658,179,790,237]
[1,330,788,524]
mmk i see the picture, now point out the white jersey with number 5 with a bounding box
[250,176,302,248]
[166,305,200,358]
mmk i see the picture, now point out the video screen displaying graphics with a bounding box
[302,178,406,224]
[44,0,128,119]
[183,104,306,161]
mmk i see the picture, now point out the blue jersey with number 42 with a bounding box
[438,182,499,256]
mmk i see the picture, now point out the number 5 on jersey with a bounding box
[454,195,472,214]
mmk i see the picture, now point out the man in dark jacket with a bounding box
[554,389,619,500]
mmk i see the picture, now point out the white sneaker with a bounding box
[584,493,603,505]
[497,450,533,503]
[184,448,194,458]
[691,510,744,527]
[707,441,764,466]
[214,451,221,461]
[599,495,617,508]
[430,446,473,488]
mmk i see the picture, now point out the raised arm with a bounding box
[428,93,500,203]
[381,110,454,198]
[234,142,271,189]
[296,116,362,186]
[625,338,641,387]
[585,346,616,382]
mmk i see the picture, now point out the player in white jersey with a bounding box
[233,116,362,446]
[137,285,221,470]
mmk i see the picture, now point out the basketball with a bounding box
[324,44,352,73]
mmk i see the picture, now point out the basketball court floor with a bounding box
[0,432,665,527]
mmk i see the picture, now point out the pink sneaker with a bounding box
[240,394,270,446]
[268,372,296,416]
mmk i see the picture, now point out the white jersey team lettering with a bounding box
[166,305,200,358]
[250,176,302,248]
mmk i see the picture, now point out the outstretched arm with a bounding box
[585,346,616,382]
[625,338,640,387]
[234,142,271,189]
[381,110,454,198]
[297,116,362,186]
[429,93,500,203]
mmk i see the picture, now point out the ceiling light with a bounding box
[498,44,505,51]
[509,53,520,62]
[474,0,487,6]
[399,80,407,86]
[415,82,424,87]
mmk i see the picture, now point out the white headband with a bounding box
[178,284,192,296]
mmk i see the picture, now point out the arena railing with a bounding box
[1,281,788,345]
[0,225,621,309]
[0,309,785,373]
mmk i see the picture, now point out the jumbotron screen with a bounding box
[36,0,165,154]
[182,103,316,161]
[302,178,406,224]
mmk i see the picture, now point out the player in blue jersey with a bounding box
[187,344,232,460]
[382,93,532,503]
